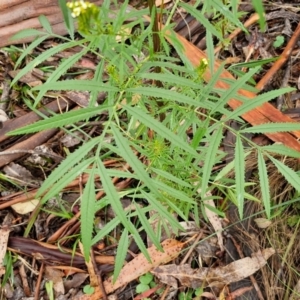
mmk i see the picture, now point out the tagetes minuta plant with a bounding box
[67,1,104,35]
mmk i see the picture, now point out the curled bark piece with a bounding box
[0,128,58,168]
[8,236,114,267]
[0,98,73,143]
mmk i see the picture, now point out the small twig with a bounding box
[276,58,291,110]
[0,76,10,112]
[159,285,170,300]
[34,262,44,300]
[0,149,64,162]
[214,13,260,54]
[91,250,108,300]
[180,231,203,265]
[256,21,300,91]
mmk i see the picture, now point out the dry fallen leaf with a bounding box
[204,198,224,252]
[11,199,39,215]
[152,248,275,289]
[3,162,39,186]
[0,226,10,276]
[195,187,224,252]
[254,218,272,229]
[61,131,85,147]
[8,68,43,87]
[155,0,172,6]
[79,239,184,300]
[64,273,89,292]
[45,266,65,296]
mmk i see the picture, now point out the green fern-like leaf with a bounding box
[257,151,271,218]
[8,105,111,135]
[81,166,96,261]
[135,204,162,251]
[241,121,300,134]
[96,157,149,262]
[234,134,245,218]
[34,48,92,105]
[179,2,223,40]
[211,66,260,115]
[11,29,46,41]
[201,126,223,199]
[92,217,121,245]
[11,40,88,87]
[113,229,129,283]
[15,36,49,69]
[123,105,197,156]
[37,137,101,197]
[227,88,294,120]
[268,154,300,191]
[41,157,95,202]
[261,144,300,158]
[38,15,52,33]
[59,0,75,39]
[32,80,119,94]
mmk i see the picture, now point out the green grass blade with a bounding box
[135,204,162,251]
[113,228,129,283]
[228,57,278,69]
[268,155,300,192]
[11,40,87,86]
[201,126,223,199]
[39,15,52,33]
[42,157,95,202]
[241,122,300,134]
[257,151,271,218]
[234,135,245,219]
[9,105,111,135]
[81,166,96,261]
[96,158,134,234]
[227,87,294,120]
[123,105,197,156]
[261,144,300,158]
[180,2,223,40]
[32,80,119,94]
[11,29,46,41]
[111,125,160,197]
[92,217,121,245]
[35,48,91,105]
[126,86,200,107]
[151,168,192,188]
[15,36,49,69]
[211,67,260,115]
[251,0,266,31]
[37,137,101,197]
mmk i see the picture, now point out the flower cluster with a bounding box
[67,1,101,35]
[67,1,95,18]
